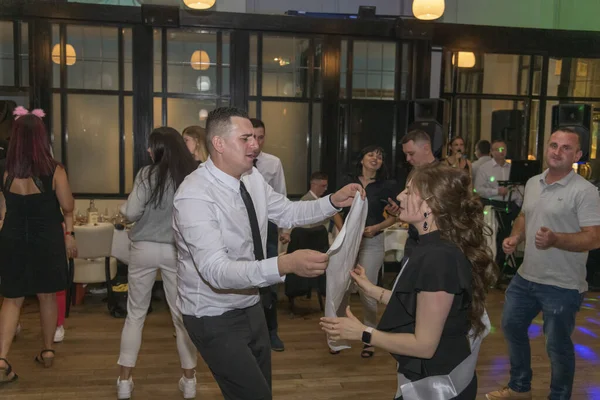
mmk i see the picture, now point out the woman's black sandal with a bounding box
[0,358,18,384]
[34,349,55,368]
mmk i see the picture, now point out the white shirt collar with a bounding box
[492,159,510,168]
[204,157,242,193]
[309,190,319,199]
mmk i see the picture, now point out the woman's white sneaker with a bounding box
[54,326,65,343]
[178,372,197,399]
[117,376,134,399]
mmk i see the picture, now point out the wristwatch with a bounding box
[362,327,374,345]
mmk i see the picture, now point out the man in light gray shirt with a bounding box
[173,107,363,400]
[487,127,600,400]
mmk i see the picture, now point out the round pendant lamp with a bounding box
[183,0,216,10]
[452,52,476,68]
[412,0,445,20]
[51,44,77,66]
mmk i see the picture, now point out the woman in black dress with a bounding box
[321,164,497,399]
[0,108,77,384]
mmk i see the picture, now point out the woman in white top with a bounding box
[116,127,198,400]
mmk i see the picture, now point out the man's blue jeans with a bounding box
[502,273,583,400]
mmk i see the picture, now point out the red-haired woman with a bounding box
[0,107,77,383]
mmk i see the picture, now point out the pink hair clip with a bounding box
[31,109,46,118]
[13,106,45,119]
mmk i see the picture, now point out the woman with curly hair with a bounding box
[321,163,497,399]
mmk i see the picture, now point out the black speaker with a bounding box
[551,103,592,162]
[407,99,445,159]
[142,5,180,28]
[358,6,376,18]
[491,109,524,160]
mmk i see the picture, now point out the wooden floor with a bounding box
[2,288,600,399]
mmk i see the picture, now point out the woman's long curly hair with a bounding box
[409,163,498,338]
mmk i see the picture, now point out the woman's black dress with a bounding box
[0,164,68,298]
[378,230,477,400]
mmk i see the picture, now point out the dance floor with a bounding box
[2,288,600,399]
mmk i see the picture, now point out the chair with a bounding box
[66,223,117,315]
[284,225,329,313]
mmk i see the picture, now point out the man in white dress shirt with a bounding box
[474,140,522,267]
[250,118,287,351]
[471,139,491,178]
[173,107,363,400]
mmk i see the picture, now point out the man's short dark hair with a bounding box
[401,129,431,146]
[551,126,582,149]
[310,171,328,181]
[250,118,265,130]
[205,107,250,150]
[476,140,491,155]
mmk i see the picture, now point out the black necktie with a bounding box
[253,158,258,168]
[240,181,264,261]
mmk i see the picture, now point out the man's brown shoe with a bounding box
[486,387,532,399]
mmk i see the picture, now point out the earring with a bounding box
[423,212,429,231]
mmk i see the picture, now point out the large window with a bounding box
[153,29,230,134]
[51,24,134,195]
[341,40,397,100]
[443,51,543,161]
[544,58,600,162]
[0,21,29,140]
[249,34,322,197]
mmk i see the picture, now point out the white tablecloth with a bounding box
[384,227,409,262]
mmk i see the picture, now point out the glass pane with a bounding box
[124,28,133,91]
[166,98,217,134]
[352,41,395,100]
[547,58,600,97]
[262,36,310,97]
[531,56,543,96]
[153,97,162,128]
[222,32,230,97]
[167,30,217,95]
[456,53,529,95]
[311,102,321,174]
[52,25,59,88]
[352,73,366,98]
[52,93,61,162]
[250,34,258,96]
[455,99,526,161]
[67,94,119,193]
[528,100,540,160]
[124,96,134,192]
[0,21,14,86]
[66,26,119,90]
[0,93,28,107]
[248,100,257,118]
[153,29,161,92]
[21,23,29,87]
[261,101,308,194]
